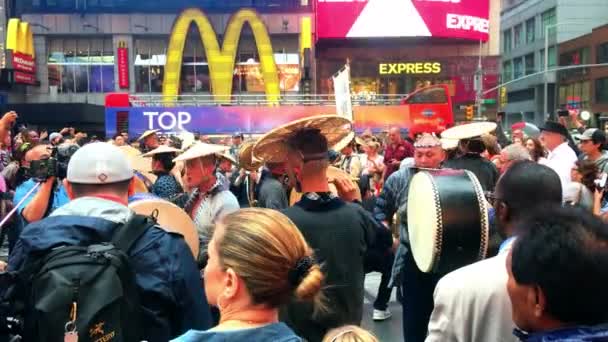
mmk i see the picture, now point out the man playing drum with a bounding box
[374,133,446,342]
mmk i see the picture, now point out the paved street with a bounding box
[362,273,403,341]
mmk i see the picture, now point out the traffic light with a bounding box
[465,105,474,120]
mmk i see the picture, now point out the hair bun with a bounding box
[288,256,313,287]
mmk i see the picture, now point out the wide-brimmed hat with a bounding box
[137,129,160,142]
[142,145,182,158]
[540,121,569,137]
[331,131,356,152]
[440,122,497,140]
[177,131,196,151]
[441,138,460,150]
[173,142,230,163]
[239,140,263,171]
[216,152,237,165]
[253,115,352,163]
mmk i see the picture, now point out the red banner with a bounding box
[12,52,36,74]
[117,46,129,89]
[14,71,37,85]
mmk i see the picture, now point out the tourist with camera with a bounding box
[10,144,71,251]
[3,142,212,341]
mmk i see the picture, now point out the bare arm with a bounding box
[22,177,56,223]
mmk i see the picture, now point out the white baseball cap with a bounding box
[67,142,134,184]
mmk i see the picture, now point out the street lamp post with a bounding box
[544,21,588,119]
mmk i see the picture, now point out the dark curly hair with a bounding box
[525,138,547,162]
[574,160,599,193]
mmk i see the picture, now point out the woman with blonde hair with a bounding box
[172,208,325,341]
[322,325,379,342]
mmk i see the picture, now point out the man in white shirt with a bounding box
[426,161,562,342]
[538,121,577,199]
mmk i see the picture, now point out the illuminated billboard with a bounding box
[316,0,490,41]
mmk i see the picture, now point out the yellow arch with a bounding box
[6,19,35,57]
[163,8,280,105]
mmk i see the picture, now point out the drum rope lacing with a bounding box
[465,170,489,261]
[429,174,444,273]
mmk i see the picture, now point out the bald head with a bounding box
[389,127,402,145]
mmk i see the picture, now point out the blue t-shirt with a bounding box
[13,179,70,215]
[171,323,302,342]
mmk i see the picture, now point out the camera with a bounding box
[557,109,570,117]
[27,144,79,182]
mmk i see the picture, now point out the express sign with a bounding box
[316,0,490,41]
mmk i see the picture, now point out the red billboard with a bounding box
[315,0,490,41]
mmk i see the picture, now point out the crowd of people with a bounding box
[0,108,606,342]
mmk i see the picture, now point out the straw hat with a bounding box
[116,144,157,182]
[331,131,356,152]
[177,131,196,151]
[141,145,182,158]
[239,140,263,171]
[440,122,497,141]
[216,152,237,165]
[253,115,352,163]
[173,142,230,163]
[137,129,160,142]
[441,138,460,150]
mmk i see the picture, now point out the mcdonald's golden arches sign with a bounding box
[6,18,38,85]
[163,8,281,104]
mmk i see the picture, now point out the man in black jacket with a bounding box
[253,116,393,342]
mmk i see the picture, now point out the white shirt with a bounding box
[426,241,518,342]
[360,154,384,176]
[540,142,577,199]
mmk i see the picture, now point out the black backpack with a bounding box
[12,214,156,342]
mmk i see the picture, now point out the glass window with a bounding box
[598,42,608,64]
[597,78,608,104]
[514,58,524,79]
[541,8,556,39]
[514,24,524,48]
[503,29,512,53]
[503,61,512,82]
[526,17,535,43]
[525,53,535,75]
[582,81,590,106]
[548,46,557,67]
[134,39,167,93]
[47,37,115,93]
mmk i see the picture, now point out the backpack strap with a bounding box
[111,214,156,253]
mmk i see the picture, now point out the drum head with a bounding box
[407,172,441,273]
[128,199,199,259]
[408,169,489,274]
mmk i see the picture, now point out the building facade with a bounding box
[2,0,311,132]
[315,0,502,121]
[500,0,608,127]
[557,24,608,128]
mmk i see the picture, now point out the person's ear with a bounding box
[223,268,241,300]
[533,285,547,318]
[64,179,75,200]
